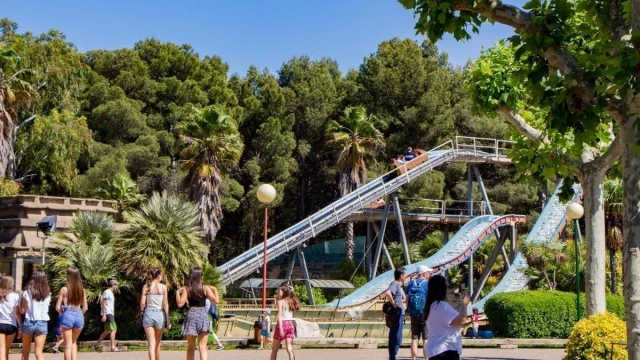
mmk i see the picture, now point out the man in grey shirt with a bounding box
[384,266,407,360]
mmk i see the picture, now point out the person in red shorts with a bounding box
[269,285,300,360]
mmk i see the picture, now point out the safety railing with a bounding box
[455,136,515,158]
[400,198,487,217]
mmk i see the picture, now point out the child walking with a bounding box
[258,309,271,350]
[269,285,300,360]
[471,308,480,338]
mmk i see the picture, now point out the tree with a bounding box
[521,240,569,291]
[605,177,623,294]
[15,109,91,194]
[115,191,208,287]
[97,174,145,221]
[398,1,640,356]
[0,45,37,178]
[176,105,243,245]
[326,106,385,259]
[47,211,124,302]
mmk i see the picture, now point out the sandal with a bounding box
[93,345,102,353]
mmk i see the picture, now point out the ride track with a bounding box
[218,137,582,312]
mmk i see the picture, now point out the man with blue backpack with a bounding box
[406,265,433,360]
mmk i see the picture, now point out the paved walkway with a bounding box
[15,348,565,360]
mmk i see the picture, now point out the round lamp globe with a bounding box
[566,202,584,220]
[257,184,277,204]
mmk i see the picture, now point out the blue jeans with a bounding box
[22,320,48,335]
[59,307,84,329]
[388,309,404,360]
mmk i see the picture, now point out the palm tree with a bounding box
[0,46,38,178]
[418,231,444,259]
[97,174,146,222]
[521,240,568,291]
[114,191,208,287]
[175,105,243,245]
[604,177,623,294]
[326,106,385,260]
[47,211,125,302]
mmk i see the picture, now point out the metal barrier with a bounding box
[455,136,515,157]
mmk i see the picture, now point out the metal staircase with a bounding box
[326,214,525,308]
[471,182,583,312]
[220,138,511,287]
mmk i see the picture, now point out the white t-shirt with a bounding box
[101,289,115,315]
[23,290,51,321]
[0,292,20,326]
[425,301,462,358]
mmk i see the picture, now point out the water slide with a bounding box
[471,182,582,312]
[220,138,510,287]
[325,182,581,310]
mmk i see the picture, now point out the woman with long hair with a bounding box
[423,275,470,360]
[140,267,171,360]
[269,285,301,360]
[0,275,21,360]
[56,267,88,360]
[176,267,219,360]
[19,271,51,360]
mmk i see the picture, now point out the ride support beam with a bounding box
[285,250,296,281]
[471,228,510,302]
[510,224,518,263]
[373,195,393,276]
[297,247,315,305]
[365,222,373,280]
[392,192,411,265]
[467,165,473,216]
[373,223,395,271]
[443,224,450,244]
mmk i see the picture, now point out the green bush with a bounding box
[484,290,625,338]
[564,312,627,360]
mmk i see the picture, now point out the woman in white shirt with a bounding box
[424,274,470,360]
[20,270,51,360]
[0,274,21,360]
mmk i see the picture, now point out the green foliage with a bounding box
[16,110,91,194]
[0,178,20,195]
[484,291,625,338]
[419,231,444,258]
[115,191,208,287]
[564,312,627,360]
[293,285,327,305]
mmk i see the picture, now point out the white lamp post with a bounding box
[566,202,584,320]
[257,184,276,310]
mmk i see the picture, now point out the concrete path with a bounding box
[13,348,565,359]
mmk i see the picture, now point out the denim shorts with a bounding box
[59,307,84,330]
[22,320,48,336]
[142,309,165,329]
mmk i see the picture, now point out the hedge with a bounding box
[484,290,625,338]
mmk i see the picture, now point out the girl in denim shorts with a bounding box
[55,267,88,360]
[140,267,171,360]
[19,271,51,360]
[0,275,21,360]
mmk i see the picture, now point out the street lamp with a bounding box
[566,202,584,320]
[257,184,276,310]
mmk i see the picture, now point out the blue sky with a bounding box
[4,1,523,76]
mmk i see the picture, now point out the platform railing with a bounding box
[400,198,487,216]
[455,136,515,157]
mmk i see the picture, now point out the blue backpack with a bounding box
[407,279,427,319]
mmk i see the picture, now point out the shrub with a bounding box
[564,312,627,360]
[484,290,625,338]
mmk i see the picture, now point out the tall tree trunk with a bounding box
[610,249,618,294]
[578,167,607,314]
[192,173,222,245]
[0,105,14,178]
[345,221,355,261]
[622,118,640,360]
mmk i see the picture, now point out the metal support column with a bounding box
[468,255,473,295]
[285,250,296,282]
[373,224,395,271]
[510,223,518,263]
[471,229,509,302]
[392,192,411,265]
[365,222,372,280]
[443,224,449,244]
[373,195,393,276]
[382,243,394,271]
[297,248,315,305]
